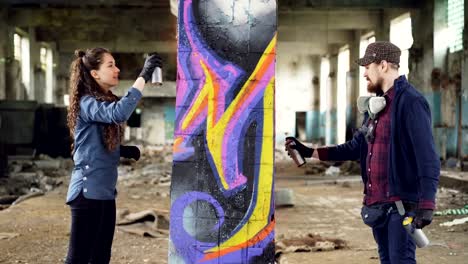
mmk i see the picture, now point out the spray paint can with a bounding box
[151,67,163,86]
[286,141,306,167]
[403,216,430,248]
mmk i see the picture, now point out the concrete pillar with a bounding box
[306,55,321,142]
[326,53,338,145]
[461,0,468,157]
[347,31,362,139]
[375,10,390,41]
[4,23,16,100]
[170,0,276,263]
[0,9,7,100]
[57,52,73,105]
[28,26,39,101]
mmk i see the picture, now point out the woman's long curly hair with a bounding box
[67,48,123,153]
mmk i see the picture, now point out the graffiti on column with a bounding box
[170,0,277,263]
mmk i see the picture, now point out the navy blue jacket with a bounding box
[322,76,440,205]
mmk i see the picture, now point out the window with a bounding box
[448,0,464,52]
[13,31,31,99]
[390,13,413,78]
[40,47,47,71]
[359,34,375,96]
[13,34,21,61]
[320,57,330,113]
[41,45,54,103]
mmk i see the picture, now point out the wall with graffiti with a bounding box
[170,0,277,263]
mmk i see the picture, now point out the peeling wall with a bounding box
[169,0,276,262]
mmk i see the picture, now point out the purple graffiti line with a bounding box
[173,0,276,193]
[170,191,225,264]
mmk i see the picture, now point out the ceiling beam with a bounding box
[2,0,170,8]
[278,0,423,10]
[279,9,382,30]
[58,40,177,53]
[278,29,354,44]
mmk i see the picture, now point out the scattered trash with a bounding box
[440,217,468,227]
[325,166,340,176]
[1,154,69,205]
[12,191,44,206]
[116,209,170,238]
[0,232,19,240]
[304,163,328,175]
[276,233,347,257]
[275,188,295,208]
[435,205,468,216]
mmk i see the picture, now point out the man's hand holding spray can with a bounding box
[396,200,430,248]
[284,136,315,167]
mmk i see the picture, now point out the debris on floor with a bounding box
[304,162,328,175]
[276,233,348,255]
[116,208,170,238]
[0,154,70,210]
[439,217,468,227]
[11,190,44,206]
[275,188,295,208]
[435,205,468,216]
[0,232,20,240]
[325,166,341,176]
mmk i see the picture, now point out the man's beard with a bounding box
[367,77,384,95]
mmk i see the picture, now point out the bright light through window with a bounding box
[320,57,330,113]
[448,0,464,53]
[41,46,54,103]
[337,48,349,144]
[390,13,413,78]
[14,34,21,61]
[14,31,31,99]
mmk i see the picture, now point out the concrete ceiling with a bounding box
[277,0,423,9]
[2,0,416,56]
[1,0,170,8]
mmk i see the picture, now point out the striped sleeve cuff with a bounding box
[418,200,435,210]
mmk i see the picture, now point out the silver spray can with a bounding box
[403,216,430,248]
[286,141,306,167]
[151,67,163,86]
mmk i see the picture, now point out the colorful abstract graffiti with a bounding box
[169,0,277,263]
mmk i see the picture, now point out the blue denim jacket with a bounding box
[66,87,142,203]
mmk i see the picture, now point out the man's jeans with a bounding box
[372,209,416,264]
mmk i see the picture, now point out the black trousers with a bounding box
[65,192,116,264]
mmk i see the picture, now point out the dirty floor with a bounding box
[0,161,467,264]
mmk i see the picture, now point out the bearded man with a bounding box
[286,41,440,264]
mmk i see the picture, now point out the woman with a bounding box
[65,47,162,263]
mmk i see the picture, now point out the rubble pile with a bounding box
[0,154,72,210]
[275,233,348,261]
[118,144,173,191]
[116,208,170,238]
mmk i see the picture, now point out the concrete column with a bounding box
[170,0,276,263]
[461,0,468,157]
[28,26,39,101]
[408,4,435,94]
[326,53,338,145]
[375,10,390,41]
[4,23,16,100]
[347,31,362,139]
[0,9,7,100]
[306,55,321,142]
